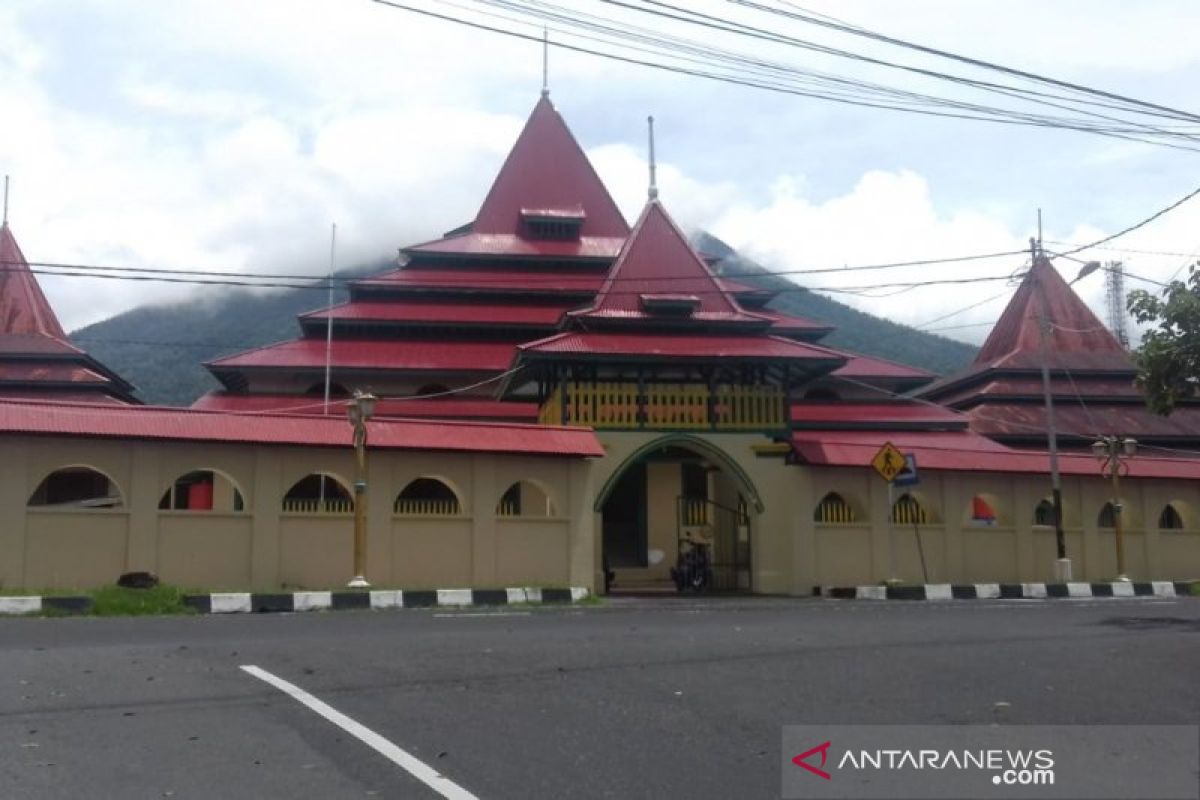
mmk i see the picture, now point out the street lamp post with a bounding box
[1091,435,1137,582]
[346,389,378,589]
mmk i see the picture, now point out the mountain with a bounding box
[695,232,977,376]
[69,245,977,406]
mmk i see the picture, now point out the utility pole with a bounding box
[1033,235,1071,580]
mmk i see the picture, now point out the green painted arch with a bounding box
[592,434,765,514]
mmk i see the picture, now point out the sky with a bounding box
[3,0,1200,345]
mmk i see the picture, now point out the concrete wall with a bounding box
[0,435,594,592]
[3,431,1200,593]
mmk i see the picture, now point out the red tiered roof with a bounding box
[192,391,538,421]
[208,338,517,373]
[0,223,137,404]
[302,300,572,328]
[0,398,602,456]
[517,331,843,361]
[353,266,605,295]
[572,202,766,325]
[407,96,628,260]
[790,428,1200,480]
[0,223,67,340]
[974,255,1130,371]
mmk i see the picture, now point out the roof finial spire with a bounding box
[647,115,659,201]
[2,175,9,226]
[1037,207,1043,252]
[541,28,550,98]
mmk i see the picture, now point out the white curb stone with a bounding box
[293,591,332,612]
[437,589,473,607]
[211,593,252,614]
[0,597,41,615]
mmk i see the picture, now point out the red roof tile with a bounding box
[208,339,516,372]
[354,266,604,295]
[471,96,628,239]
[0,398,603,456]
[0,362,108,383]
[791,401,967,428]
[573,202,763,325]
[963,402,1200,442]
[405,233,625,260]
[831,351,935,382]
[974,255,1130,370]
[791,429,1200,479]
[0,223,67,340]
[518,331,845,361]
[751,309,834,336]
[192,391,538,421]
[302,300,571,327]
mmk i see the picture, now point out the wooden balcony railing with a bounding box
[538,382,786,431]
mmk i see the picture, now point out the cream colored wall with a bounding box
[5,431,1200,594]
[1,434,595,592]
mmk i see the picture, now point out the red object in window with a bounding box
[972,496,996,522]
[188,481,214,511]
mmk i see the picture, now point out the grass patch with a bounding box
[1190,582,1200,597]
[89,584,195,616]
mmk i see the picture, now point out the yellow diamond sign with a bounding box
[871,441,905,482]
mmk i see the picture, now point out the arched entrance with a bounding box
[595,435,761,594]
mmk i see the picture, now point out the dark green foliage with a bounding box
[695,233,977,376]
[69,263,382,406]
[1128,264,1200,415]
[68,240,977,407]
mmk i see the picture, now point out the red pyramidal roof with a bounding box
[472,96,629,239]
[0,222,67,340]
[974,255,1129,371]
[574,201,764,324]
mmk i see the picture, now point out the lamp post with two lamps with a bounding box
[1091,434,1137,582]
[346,389,378,589]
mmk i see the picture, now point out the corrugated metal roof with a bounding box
[573,201,764,324]
[792,401,967,428]
[207,338,517,372]
[831,352,935,381]
[404,233,625,260]
[470,96,629,239]
[301,300,571,327]
[965,402,1200,441]
[192,392,538,421]
[354,266,605,294]
[0,223,67,340]
[0,362,108,383]
[519,331,846,361]
[975,256,1130,370]
[0,398,602,456]
[791,429,1200,479]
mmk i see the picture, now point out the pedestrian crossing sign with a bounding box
[871,441,905,482]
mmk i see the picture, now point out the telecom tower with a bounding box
[1105,260,1129,349]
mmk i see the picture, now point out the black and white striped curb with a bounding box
[0,596,93,615]
[182,587,590,614]
[0,587,589,616]
[818,581,1197,600]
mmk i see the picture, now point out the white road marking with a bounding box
[240,664,479,800]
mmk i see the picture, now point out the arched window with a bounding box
[159,470,245,512]
[892,493,929,525]
[496,480,557,517]
[282,473,352,514]
[1033,499,1056,527]
[1098,502,1119,528]
[395,478,461,516]
[28,466,122,508]
[969,495,997,526]
[1159,504,1184,530]
[814,492,857,523]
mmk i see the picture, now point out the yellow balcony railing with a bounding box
[539,382,786,431]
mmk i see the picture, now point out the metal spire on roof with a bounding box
[647,116,658,201]
[541,28,550,98]
[3,175,9,226]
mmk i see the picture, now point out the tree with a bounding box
[1128,263,1200,415]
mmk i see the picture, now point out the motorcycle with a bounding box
[670,536,712,593]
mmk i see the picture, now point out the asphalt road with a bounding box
[1,596,1198,799]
